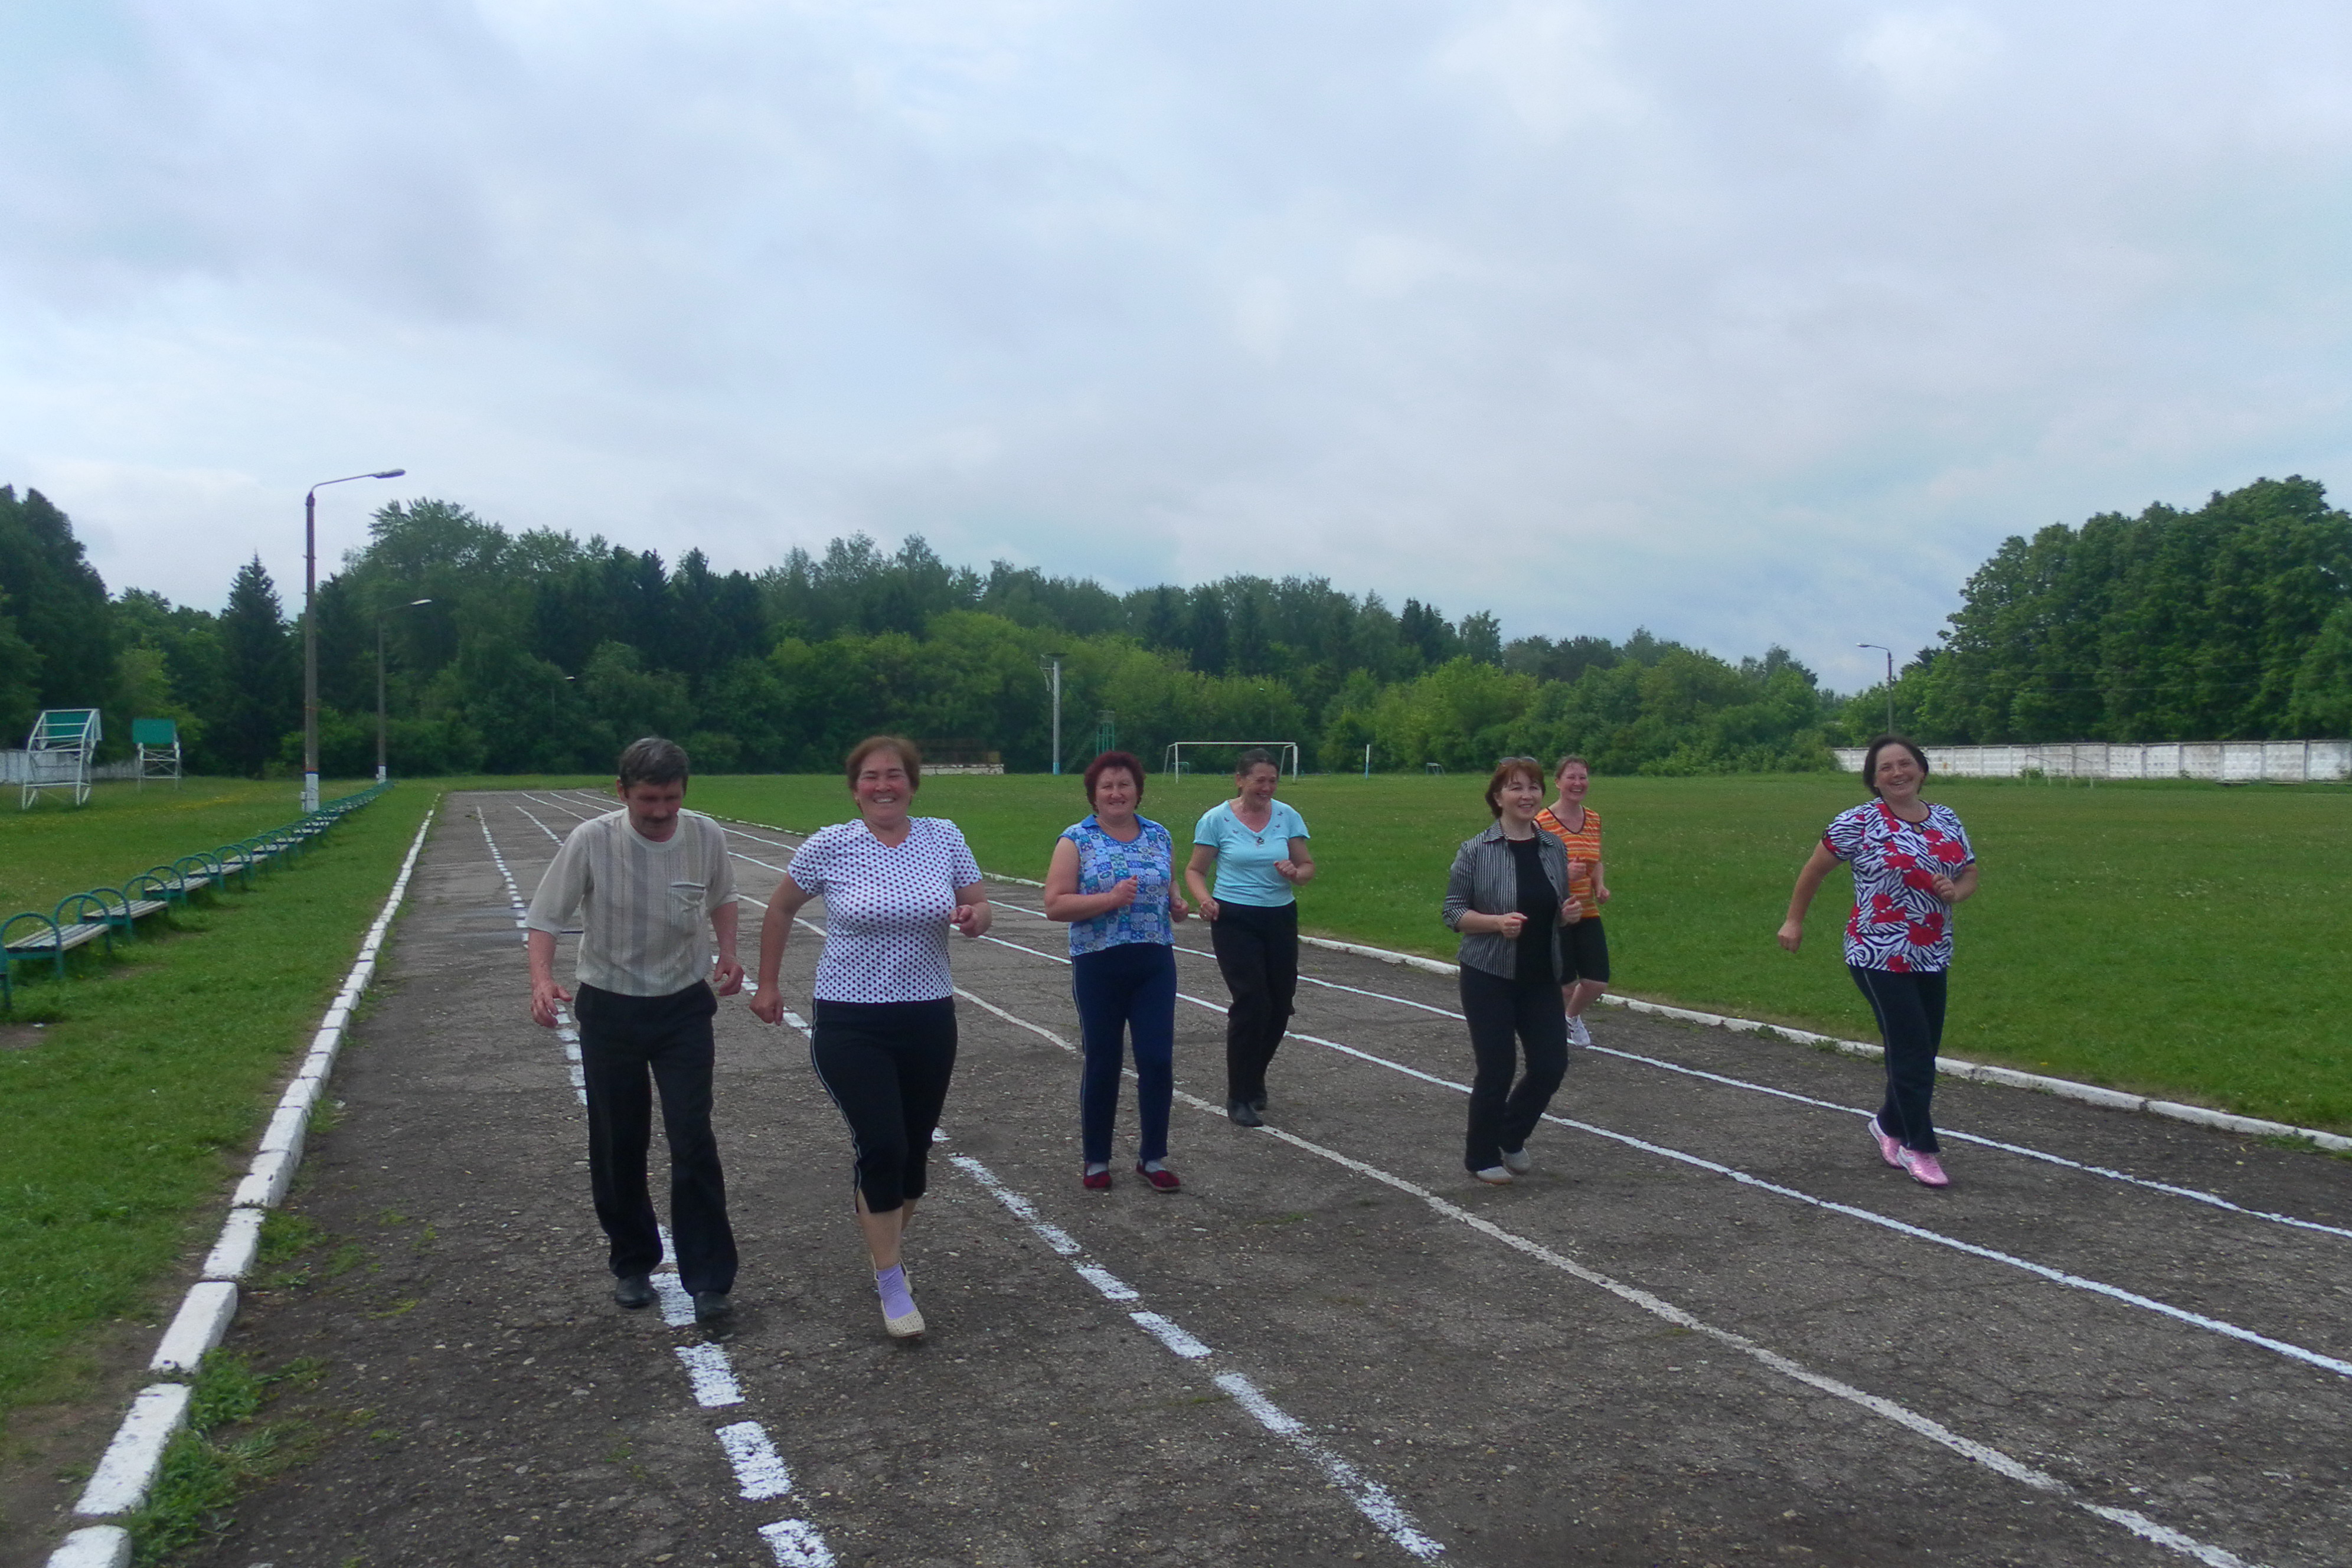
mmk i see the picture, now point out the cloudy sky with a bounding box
[3,2,2347,688]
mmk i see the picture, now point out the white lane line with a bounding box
[717,1420,796,1499]
[675,1343,744,1407]
[760,1518,837,1567]
[966,930,2352,1380]
[753,994,1440,1562]
[984,904,2352,1246]
[952,981,2265,1568]
[945,1150,1443,1562]
[481,808,835,1560]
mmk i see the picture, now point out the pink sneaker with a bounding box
[1867,1115,1903,1168]
[1898,1148,1951,1188]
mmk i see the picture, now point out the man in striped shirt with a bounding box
[527,737,744,1328]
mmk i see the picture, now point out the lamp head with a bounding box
[373,469,406,479]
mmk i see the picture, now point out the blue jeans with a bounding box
[1072,942,1178,1165]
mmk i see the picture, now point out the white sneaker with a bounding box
[1566,1015,1592,1047]
[1472,1165,1514,1185]
[1500,1147,1533,1175]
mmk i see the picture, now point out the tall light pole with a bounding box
[1857,643,1897,736]
[377,599,432,783]
[305,469,405,811]
[1037,655,1063,775]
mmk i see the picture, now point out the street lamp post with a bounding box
[1857,643,1897,736]
[377,599,433,783]
[304,469,405,812]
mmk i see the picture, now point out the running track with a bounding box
[170,790,2352,1568]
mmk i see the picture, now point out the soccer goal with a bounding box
[1162,740,1299,779]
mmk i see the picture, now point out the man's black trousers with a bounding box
[575,981,738,1296]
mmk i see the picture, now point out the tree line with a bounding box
[0,489,1843,777]
[1855,476,2352,743]
[3,473,2344,781]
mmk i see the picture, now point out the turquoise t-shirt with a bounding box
[1193,799,1310,908]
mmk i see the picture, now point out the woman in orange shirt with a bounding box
[1534,755,1611,1046]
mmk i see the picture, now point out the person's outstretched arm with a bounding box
[1184,844,1220,922]
[527,928,571,1027]
[708,901,744,995]
[750,876,814,1023]
[950,881,992,938]
[1777,842,1841,953]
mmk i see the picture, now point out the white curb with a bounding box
[48,802,440,1559]
[45,1526,132,1568]
[150,1282,239,1374]
[201,1208,266,1281]
[74,1383,191,1515]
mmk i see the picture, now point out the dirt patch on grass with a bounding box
[0,1024,49,1050]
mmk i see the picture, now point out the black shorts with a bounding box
[1561,917,1610,985]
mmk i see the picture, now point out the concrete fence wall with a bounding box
[1832,739,2352,783]
[0,750,141,784]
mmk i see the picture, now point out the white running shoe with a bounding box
[1500,1147,1533,1175]
[1472,1166,1514,1185]
[1566,1015,1593,1047]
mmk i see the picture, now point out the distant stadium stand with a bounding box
[134,717,183,789]
[19,708,101,809]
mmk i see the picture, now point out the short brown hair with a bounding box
[1084,750,1146,804]
[845,735,922,792]
[1860,734,1929,797]
[1484,756,1545,816]
[618,736,690,789]
[1553,754,1590,779]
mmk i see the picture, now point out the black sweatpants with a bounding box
[810,997,958,1213]
[1850,965,1949,1154]
[1459,964,1569,1172]
[1210,900,1299,1105]
[575,981,737,1296]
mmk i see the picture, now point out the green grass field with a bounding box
[685,772,2352,1133]
[0,785,445,1452]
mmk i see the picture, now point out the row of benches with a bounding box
[1,782,393,1010]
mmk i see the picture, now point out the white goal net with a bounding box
[1162,740,1300,779]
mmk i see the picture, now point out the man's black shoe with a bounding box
[613,1273,654,1310]
[694,1291,733,1331]
[1227,1099,1263,1128]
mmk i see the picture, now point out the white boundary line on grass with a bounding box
[477,808,834,1568]
[48,803,437,1568]
[948,983,2268,1568]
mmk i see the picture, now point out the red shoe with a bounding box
[1133,1162,1181,1193]
[1082,1166,1112,1191]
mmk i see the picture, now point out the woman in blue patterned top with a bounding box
[1043,751,1191,1192]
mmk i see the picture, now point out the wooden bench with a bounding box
[3,904,115,1005]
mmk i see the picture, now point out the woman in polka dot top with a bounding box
[751,736,991,1337]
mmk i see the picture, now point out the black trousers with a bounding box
[1459,965,1569,1172]
[1850,965,1949,1155]
[1073,942,1177,1165]
[575,981,737,1296]
[1210,900,1298,1104]
[810,998,958,1213]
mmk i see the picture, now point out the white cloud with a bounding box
[1,1,2348,690]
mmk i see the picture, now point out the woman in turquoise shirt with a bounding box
[1183,749,1314,1126]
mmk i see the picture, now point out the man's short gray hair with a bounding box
[617,736,690,789]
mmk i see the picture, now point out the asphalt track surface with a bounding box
[165,790,2352,1567]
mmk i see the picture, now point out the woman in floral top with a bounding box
[1778,736,1978,1187]
[1044,752,1191,1191]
